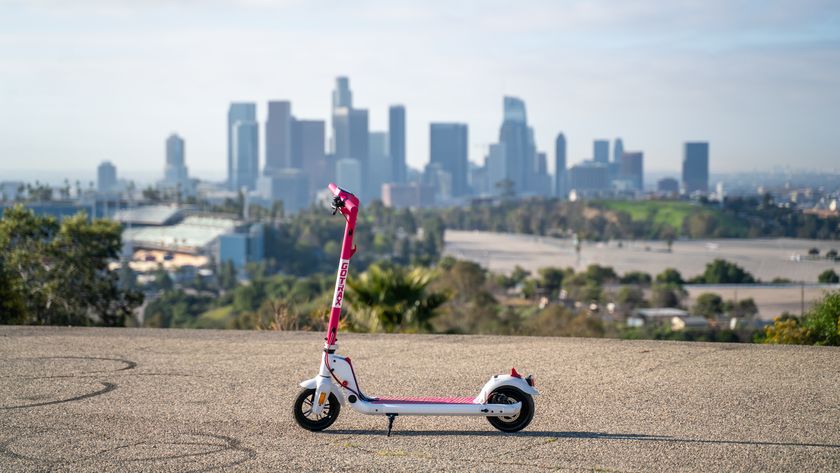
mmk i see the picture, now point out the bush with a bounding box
[764,291,840,346]
[818,269,839,284]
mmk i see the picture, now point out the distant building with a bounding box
[613,138,624,163]
[97,161,117,193]
[657,177,680,194]
[593,140,610,164]
[231,120,259,191]
[671,316,709,331]
[333,107,369,198]
[683,142,709,194]
[424,162,453,201]
[569,161,609,193]
[554,133,567,198]
[0,181,23,202]
[368,132,391,201]
[498,96,533,195]
[113,205,183,227]
[335,158,363,196]
[628,308,689,328]
[381,182,435,208]
[227,103,256,190]
[469,162,488,195]
[619,151,644,191]
[265,101,293,172]
[430,123,468,197]
[257,168,310,214]
[332,76,353,112]
[292,119,326,194]
[162,133,190,195]
[534,152,551,196]
[485,144,507,195]
[219,223,265,279]
[389,105,406,183]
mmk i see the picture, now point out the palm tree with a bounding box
[347,264,448,333]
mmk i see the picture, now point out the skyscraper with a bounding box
[292,119,325,191]
[593,140,610,164]
[613,138,624,163]
[389,105,406,183]
[265,101,292,172]
[332,77,353,111]
[97,161,117,193]
[232,120,259,191]
[163,133,189,191]
[335,158,362,195]
[228,103,256,190]
[683,142,710,194]
[554,133,567,198]
[333,107,369,198]
[620,151,644,191]
[368,131,390,200]
[331,77,353,155]
[430,123,469,197]
[486,143,507,195]
[499,96,532,194]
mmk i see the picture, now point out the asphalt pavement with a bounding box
[1,326,838,472]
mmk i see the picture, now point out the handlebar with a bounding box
[327,183,360,215]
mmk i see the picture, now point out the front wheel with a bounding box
[293,388,341,431]
[486,386,535,432]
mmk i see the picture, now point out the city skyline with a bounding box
[2,0,839,181]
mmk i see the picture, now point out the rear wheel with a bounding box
[293,388,341,431]
[486,386,534,432]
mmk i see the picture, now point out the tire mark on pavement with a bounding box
[0,356,137,379]
[0,431,256,472]
[0,382,117,410]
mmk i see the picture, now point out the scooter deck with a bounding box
[371,396,476,404]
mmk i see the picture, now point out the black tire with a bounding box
[293,388,341,431]
[486,386,535,433]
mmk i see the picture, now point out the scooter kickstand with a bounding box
[386,414,397,437]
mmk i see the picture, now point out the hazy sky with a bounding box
[1,0,839,184]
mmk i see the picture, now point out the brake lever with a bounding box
[331,196,345,215]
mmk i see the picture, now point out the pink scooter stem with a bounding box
[325,183,360,349]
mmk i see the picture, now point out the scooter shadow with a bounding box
[323,430,840,449]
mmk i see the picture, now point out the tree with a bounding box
[692,293,724,319]
[583,264,618,285]
[153,265,174,292]
[620,271,652,286]
[826,249,838,261]
[725,298,758,318]
[537,267,566,294]
[650,284,686,308]
[801,291,840,346]
[616,286,646,311]
[818,269,839,284]
[0,205,142,326]
[655,268,684,286]
[347,264,448,333]
[699,259,756,284]
[510,265,531,285]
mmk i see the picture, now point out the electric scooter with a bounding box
[294,183,539,435]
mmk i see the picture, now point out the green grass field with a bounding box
[597,200,748,237]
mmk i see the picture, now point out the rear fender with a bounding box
[476,374,539,403]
